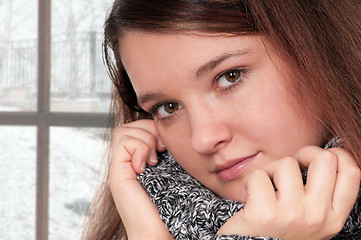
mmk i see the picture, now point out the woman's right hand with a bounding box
[217,146,361,240]
[109,119,173,239]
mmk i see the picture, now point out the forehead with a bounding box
[119,32,266,63]
[119,32,271,88]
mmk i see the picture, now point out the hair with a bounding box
[82,0,361,239]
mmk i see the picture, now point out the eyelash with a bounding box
[149,102,181,123]
[149,67,247,123]
[214,67,247,93]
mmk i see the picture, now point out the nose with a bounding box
[189,102,232,155]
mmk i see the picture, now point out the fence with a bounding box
[0,32,111,98]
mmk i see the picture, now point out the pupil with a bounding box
[168,103,175,109]
[226,70,240,82]
[165,103,177,113]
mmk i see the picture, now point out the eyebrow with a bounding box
[138,48,253,107]
[195,49,253,79]
[138,92,167,107]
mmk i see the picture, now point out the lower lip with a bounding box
[216,154,257,181]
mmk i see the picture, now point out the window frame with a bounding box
[0,0,109,239]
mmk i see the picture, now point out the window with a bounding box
[0,0,112,239]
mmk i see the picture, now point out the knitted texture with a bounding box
[137,138,361,239]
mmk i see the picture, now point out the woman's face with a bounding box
[120,32,323,201]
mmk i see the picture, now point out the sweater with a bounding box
[137,139,361,239]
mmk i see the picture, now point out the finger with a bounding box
[327,148,360,218]
[157,136,167,152]
[114,125,158,150]
[110,122,173,238]
[109,145,136,188]
[294,146,337,203]
[148,149,159,166]
[235,170,279,237]
[113,125,160,166]
[123,119,167,152]
[216,209,248,235]
[110,168,172,239]
[109,140,170,237]
[113,135,153,173]
[244,169,277,210]
[263,157,304,202]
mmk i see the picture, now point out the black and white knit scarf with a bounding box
[137,139,361,239]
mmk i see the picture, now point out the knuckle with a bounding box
[111,125,124,137]
[249,169,267,180]
[320,150,337,164]
[115,134,132,146]
[144,133,157,146]
[133,139,150,152]
[297,145,317,156]
[111,126,130,144]
[280,156,298,168]
[111,126,157,149]
[328,147,348,156]
[347,164,361,180]
[306,210,327,231]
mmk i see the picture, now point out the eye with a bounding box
[216,68,245,90]
[153,102,182,120]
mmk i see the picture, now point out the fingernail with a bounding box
[140,161,146,171]
[158,137,166,148]
[150,150,158,163]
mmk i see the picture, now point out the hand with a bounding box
[109,119,173,239]
[217,146,361,240]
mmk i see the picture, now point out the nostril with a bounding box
[191,128,232,154]
[214,140,226,149]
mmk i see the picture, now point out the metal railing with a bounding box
[0,32,110,98]
[0,1,110,239]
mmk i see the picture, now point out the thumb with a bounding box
[216,210,248,235]
[109,148,171,238]
[110,171,172,239]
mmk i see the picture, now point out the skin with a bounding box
[120,32,323,201]
[109,31,361,239]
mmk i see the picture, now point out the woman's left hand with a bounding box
[109,120,173,239]
[217,146,361,240]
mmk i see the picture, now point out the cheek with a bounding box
[158,122,192,162]
[238,82,322,155]
[235,85,289,138]
[158,119,210,182]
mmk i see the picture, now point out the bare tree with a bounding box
[51,0,111,98]
[0,0,13,87]
[0,0,37,94]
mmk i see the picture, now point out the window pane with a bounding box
[49,127,106,239]
[0,0,38,111]
[0,126,36,239]
[51,0,113,113]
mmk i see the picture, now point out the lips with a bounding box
[214,153,258,181]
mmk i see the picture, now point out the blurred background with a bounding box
[0,0,114,239]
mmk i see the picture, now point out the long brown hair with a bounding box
[82,0,361,239]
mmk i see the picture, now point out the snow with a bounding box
[0,0,114,238]
[0,113,108,239]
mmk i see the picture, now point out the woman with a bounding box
[82,0,361,239]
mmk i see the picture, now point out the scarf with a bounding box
[137,139,361,239]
